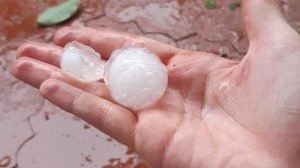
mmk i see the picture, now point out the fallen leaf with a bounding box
[205,0,216,9]
[37,0,80,26]
[228,2,241,11]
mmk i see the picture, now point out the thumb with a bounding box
[242,0,298,45]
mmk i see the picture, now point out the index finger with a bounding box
[53,27,179,62]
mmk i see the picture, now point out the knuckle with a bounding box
[98,104,112,124]
[40,79,60,96]
[54,26,75,44]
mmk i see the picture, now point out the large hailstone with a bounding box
[60,41,104,82]
[104,47,168,109]
[60,42,168,110]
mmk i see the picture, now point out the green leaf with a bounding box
[38,0,48,3]
[37,0,80,26]
[205,0,217,9]
[297,28,300,35]
[228,2,241,11]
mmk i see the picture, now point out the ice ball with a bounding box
[105,47,168,109]
[60,41,104,82]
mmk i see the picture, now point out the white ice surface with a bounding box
[60,41,104,82]
[61,42,168,110]
[105,47,168,109]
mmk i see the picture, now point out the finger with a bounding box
[11,57,60,88]
[11,57,111,100]
[17,41,62,67]
[242,0,298,43]
[53,26,179,62]
[40,79,137,147]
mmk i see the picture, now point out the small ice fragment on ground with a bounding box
[60,41,104,82]
[105,47,168,109]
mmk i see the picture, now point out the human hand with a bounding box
[11,0,300,167]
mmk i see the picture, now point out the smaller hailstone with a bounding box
[105,47,168,109]
[60,41,104,82]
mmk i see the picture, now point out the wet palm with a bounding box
[11,0,300,167]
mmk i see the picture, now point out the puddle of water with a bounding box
[0,0,39,40]
[0,0,64,41]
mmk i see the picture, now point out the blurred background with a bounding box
[0,0,299,167]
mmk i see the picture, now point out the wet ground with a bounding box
[0,0,299,167]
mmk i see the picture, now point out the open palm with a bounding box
[12,1,300,167]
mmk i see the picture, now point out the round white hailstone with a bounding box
[104,47,168,109]
[60,41,104,82]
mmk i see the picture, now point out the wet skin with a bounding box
[11,0,300,167]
